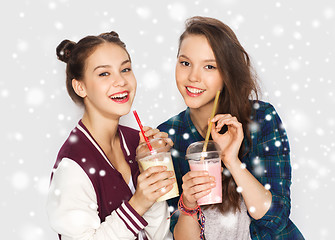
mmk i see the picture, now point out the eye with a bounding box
[180,61,190,67]
[205,65,216,70]
[121,68,132,73]
[99,72,110,77]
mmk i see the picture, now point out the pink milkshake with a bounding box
[186,141,222,205]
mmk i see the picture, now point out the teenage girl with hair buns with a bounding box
[47,31,174,240]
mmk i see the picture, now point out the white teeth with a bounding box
[111,92,128,99]
[186,87,205,94]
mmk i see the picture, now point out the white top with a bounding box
[202,200,251,240]
[46,125,172,240]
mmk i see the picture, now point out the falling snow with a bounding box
[2,1,334,239]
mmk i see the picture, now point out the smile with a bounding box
[186,86,205,97]
[109,91,130,103]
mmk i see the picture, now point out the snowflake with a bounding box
[223,169,231,177]
[249,122,260,132]
[249,206,256,213]
[54,21,63,30]
[272,25,284,36]
[136,7,151,19]
[89,203,97,210]
[99,170,106,177]
[253,102,260,109]
[12,171,30,190]
[26,88,45,106]
[69,135,78,143]
[253,156,260,165]
[324,8,334,19]
[168,206,175,212]
[89,168,96,174]
[183,133,190,140]
[169,128,176,135]
[142,70,160,90]
[54,189,61,196]
[167,3,187,21]
[171,149,179,157]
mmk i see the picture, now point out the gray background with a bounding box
[1,0,334,239]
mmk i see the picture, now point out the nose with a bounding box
[112,74,126,87]
[188,66,201,83]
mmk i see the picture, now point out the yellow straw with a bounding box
[202,90,221,155]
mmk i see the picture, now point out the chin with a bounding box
[183,98,203,110]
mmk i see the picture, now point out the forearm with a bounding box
[174,213,200,239]
[226,158,272,220]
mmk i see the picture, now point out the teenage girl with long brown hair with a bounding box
[158,16,304,240]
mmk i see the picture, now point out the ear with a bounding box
[72,79,87,98]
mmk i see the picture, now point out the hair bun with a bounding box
[109,31,119,38]
[56,39,76,63]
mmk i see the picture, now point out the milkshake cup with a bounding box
[136,138,179,202]
[186,140,222,205]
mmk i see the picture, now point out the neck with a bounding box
[189,103,214,138]
[81,111,120,147]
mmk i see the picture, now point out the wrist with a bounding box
[128,197,147,216]
[222,156,242,172]
[182,195,198,209]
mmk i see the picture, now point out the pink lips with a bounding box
[185,86,205,97]
[109,91,130,104]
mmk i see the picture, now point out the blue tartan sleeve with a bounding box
[250,103,292,235]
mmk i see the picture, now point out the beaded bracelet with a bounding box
[178,193,206,240]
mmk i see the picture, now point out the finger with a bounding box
[152,176,176,191]
[184,181,214,198]
[151,183,175,200]
[220,119,243,130]
[192,188,212,200]
[143,176,176,200]
[139,126,152,140]
[211,114,232,123]
[146,170,175,185]
[215,116,238,129]
[152,131,168,139]
[142,126,152,132]
[183,175,215,187]
[182,171,209,182]
[144,128,160,138]
[138,165,167,182]
[165,137,174,147]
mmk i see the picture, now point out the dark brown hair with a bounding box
[56,31,130,106]
[179,16,260,213]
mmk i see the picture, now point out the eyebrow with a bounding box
[93,59,131,72]
[178,54,216,63]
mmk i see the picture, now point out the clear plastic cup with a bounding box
[186,140,222,205]
[136,138,179,202]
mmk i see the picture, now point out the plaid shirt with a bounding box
[158,101,304,240]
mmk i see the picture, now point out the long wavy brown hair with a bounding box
[178,16,260,213]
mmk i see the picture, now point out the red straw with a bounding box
[133,110,154,152]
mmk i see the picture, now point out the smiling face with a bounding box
[73,42,136,119]
[176,34,224,111]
